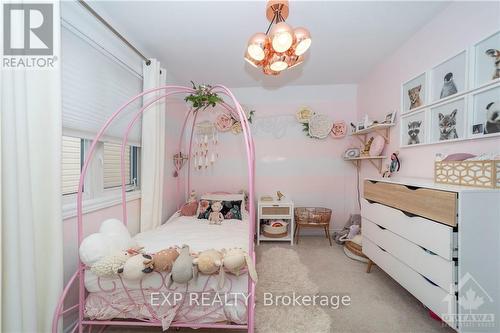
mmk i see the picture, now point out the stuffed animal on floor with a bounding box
[90,247,142,277]
[149,248,179,272]
[222,248,258,284]
[208,201,224,225]
[118,253,154,280]
[168,245,197,286]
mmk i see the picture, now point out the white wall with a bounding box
[357,1,500,182]
[189,84,360,231]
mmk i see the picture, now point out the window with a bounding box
[103,142,135,189]
[61,139,140,196]
[62,136,83,195]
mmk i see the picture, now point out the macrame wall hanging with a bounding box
[193,120,219,170]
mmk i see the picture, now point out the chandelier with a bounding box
[244,0,311,75]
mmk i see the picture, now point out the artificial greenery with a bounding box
[185,81,223,110]
[302,123,313,138]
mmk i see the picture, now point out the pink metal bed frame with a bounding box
[52,85,256,333]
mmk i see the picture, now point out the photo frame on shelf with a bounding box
[472,30,500,89]
[401,109,427,147]
[429,97,466,143]
[383,111,397,124]
[402,73,427,113]
[430,50,467,103]
[470,84,500,137]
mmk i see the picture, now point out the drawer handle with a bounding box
[402,210,418,218]
[421,274,439,287]
[419,245,437,256]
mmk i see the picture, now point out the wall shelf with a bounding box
[344,156,387,173]
[351,123,395,144]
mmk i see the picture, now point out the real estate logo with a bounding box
[2,3,57,69]
[442,273,496,329]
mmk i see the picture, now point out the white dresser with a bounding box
[361,178,500,332]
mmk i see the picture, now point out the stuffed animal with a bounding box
[118,253,154,280]
[193,249,223,275]
[208,201,224,225]
[90,247,141,277]
[79,218,137,266]
[169,245,197,286]
[149,248,179,272]
[222,248,258,284]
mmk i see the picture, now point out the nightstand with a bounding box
[257,198,294,245]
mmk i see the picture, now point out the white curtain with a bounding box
[140,59,167,231]
[0,2,63,332]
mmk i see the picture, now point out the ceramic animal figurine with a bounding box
[149,247,179,272]
[169,245,197,286]
[485,101,500,134]
[118,253,154,280]
[438,109,458,141]
[408,85,422,109]
[440,72,458,98]
[208,201,224,225]
[222,248,258,283]
[485,49,500,80]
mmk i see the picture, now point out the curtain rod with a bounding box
[77,0,151,66]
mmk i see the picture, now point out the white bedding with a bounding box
[85,212,250,292]
[84,213,251,326]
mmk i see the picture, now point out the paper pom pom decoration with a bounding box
[296,106,315,123]
[330,121,347,138]
[215,113,234,132]
[308,114,334,139]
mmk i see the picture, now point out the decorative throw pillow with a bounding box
[180,201,198,216]
[197,200,243,220]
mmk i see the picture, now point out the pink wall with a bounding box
[188,84,360,231]
[357,1,500,182]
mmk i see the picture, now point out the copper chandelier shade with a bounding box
[245,0,311,75]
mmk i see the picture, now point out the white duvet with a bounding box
[85,212,250,292]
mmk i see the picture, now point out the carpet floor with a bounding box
[106,236,455,333]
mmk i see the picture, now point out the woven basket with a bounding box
[294,207,332,225]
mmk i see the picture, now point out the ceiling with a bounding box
[90,1,449,88]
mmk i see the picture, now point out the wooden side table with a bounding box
[257,199,294,245]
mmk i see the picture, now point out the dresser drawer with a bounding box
[363,218,456,291]
[261,206,291,216]
[364,180,457,226]
[363,238,456,328]
[361,199,454,260]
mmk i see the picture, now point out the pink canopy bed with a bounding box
[52,85,256,333]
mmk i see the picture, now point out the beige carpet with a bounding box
[105,236,455,333]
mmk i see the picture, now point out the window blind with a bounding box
[62,136,82,195]
[103,142,131,189]
[61,25,143,145]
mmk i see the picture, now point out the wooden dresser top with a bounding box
[366,177,500,193]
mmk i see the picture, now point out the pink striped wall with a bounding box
[185,84,360,231]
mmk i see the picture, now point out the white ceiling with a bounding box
[90,1,449,88]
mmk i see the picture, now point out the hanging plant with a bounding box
[185,81,223,110]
